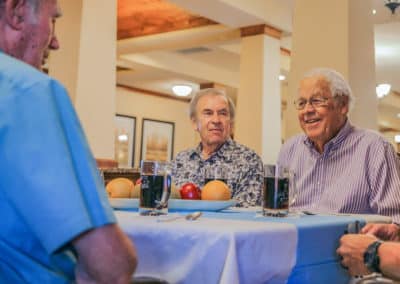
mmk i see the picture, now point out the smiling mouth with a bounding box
[304,118,321,124]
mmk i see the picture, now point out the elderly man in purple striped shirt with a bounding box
[278,68,400,224]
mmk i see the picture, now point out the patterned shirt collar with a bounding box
[303,119,354,152]
[189,139,234,161]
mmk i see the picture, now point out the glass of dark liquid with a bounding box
[263,164,294,217]
[139,160,171,216]
[204,166,228,185]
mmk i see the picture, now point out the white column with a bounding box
[286,0,377,138]
[348,0,377,130]
[236,30,281,164]
[49,0,117,159]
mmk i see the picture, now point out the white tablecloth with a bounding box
[116,211,297,284]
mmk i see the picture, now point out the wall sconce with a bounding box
[172,85,192,97]
[376,83,391,98]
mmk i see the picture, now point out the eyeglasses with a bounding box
[293,96,330,110]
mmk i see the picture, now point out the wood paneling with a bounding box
[118,0,217,40]
[240,24,283,39]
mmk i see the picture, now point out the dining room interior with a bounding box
[36,1,400,283]
[47,0,400,167]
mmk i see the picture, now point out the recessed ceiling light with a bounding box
[279,75,286,81]
[172,85,192,97]
[372,9,377,15]
[376,83,391,98]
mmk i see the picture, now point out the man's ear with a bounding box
[191,118,199,132]
[339,96,349,115]
[4,0,28,30]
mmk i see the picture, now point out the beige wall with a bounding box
[116,87,197,167]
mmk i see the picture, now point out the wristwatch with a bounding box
[363,240,383,273]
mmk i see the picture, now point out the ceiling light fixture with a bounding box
[278,75,286,81]
[385,0,400,14]
[118,134,128,142]
[376,83,391,98]
[397,113,400,118]
[372,9,377,15]
[172,85,192,97]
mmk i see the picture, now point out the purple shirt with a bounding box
[278,120,400,222]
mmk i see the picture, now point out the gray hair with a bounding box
[303,68,355,111]
[189,88,236,122]
[28,0,44,12]
[0,0,42,15]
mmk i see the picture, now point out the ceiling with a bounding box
[116,0,400,133]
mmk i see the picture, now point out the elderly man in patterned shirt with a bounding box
[277,68,400,224]
[171,88,263,207]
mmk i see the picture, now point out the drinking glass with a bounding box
[263,164,295,217]
[139,160,171,216]
[204,166,228,185]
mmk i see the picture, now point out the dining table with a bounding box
[113,200,391,284]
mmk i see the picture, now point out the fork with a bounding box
[157,212,202,222]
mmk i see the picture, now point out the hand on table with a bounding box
[361,223,400,241]
[336,234,377,276]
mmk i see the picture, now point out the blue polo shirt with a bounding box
[0,53,116,283]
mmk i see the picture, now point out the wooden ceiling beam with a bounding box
[117,24,240,55]
[240,24,283,39]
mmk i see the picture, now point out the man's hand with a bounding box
[361,223,400,241]
[336,234,377,276]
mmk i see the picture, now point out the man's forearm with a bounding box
[73,224,137,284]
[379,242,400,280]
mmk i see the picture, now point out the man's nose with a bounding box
[303,100,316,112]
[211,113,221,123]
[49,35,60,50]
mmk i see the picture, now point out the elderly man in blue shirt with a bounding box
[0,0,137,283]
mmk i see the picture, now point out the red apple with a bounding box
[179,183,201,200]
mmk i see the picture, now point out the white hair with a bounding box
[303,68,355,111]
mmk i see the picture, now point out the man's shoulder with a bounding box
[350,126,390,148]
[0,53,62,91]
[227,140,262,160]
[277,134,307,164]
[281,134,306,150]
[174,147,197,160]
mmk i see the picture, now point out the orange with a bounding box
[201,180,231,201]
[106,177,134,198]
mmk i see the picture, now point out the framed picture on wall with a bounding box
[114,114,136,168]
[140,119,175,162]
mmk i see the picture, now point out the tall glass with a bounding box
[204,166,228,185]
[139,160,171,216]
[263,164,295,217]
